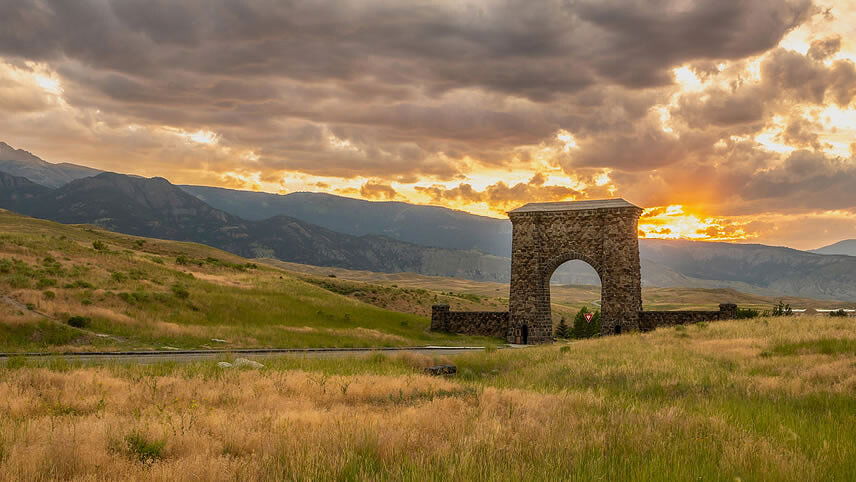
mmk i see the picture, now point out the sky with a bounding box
[1,0,855,250]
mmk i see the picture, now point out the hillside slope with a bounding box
[0,211,493,352]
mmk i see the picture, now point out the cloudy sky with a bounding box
[1,0,855,249]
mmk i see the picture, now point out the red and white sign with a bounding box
[584,312,594,323]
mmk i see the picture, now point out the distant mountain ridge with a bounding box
[0,170,509,280]
[810,239,856,256]
[0,142,103,188]
[181,185,513,256]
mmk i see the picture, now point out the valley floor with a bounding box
[0,315,853,480]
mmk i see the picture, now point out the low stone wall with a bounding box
[430,305,509,338]
[639,303,737,331]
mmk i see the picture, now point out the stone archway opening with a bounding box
[548,259,602,333]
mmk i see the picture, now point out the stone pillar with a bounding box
[508,214,554,344]
[598,212,642,334]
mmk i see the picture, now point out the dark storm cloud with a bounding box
[2,0,843,215]
[415,174,582,209]
[574,0,813,87]
[762,48,856,106]
[674,86,767,129]
[741,150,856,211]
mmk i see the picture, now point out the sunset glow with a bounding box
[1,0,855,250]
[639,206,751,242]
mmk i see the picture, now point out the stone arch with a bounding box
[507,199,642,344]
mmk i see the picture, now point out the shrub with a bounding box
[67,316,91,328]
[555,317,571,339]
[171,283,190,299]
[736,308,760,319]
[771,300,793,317]
[36,277,57,289]
[123,432,166,465]
[7,275,31,289]
[92,240,107,251]
[64,280,94,289]
[571,307,601,339]
[119,291,158,304]
[175,255,203,266]
[111,272,128,283]
[43,290,56,300]
[134,240,146,248]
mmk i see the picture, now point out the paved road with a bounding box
[0,346,487,365]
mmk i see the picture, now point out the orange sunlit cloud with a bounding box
[639,205,752,242]
[1,0,856,250]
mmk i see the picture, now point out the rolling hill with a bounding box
[0,210,494,352]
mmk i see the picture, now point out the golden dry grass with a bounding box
[0,316,853,480]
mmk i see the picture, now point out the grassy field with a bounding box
[0,315,853,480]
[0,211,493,352]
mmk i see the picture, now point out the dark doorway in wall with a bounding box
[521,324,529,344]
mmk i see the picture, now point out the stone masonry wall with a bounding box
[639,303,737,331]
[431,305,509,338]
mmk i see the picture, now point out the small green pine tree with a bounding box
[572,307,601,339]
[588,311,602,337]
[555,317,570,338]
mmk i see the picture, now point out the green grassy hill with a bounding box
[0,211,494,352]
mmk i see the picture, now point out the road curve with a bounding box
[0,346,487,365]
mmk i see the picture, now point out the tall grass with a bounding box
[0,316,853,480]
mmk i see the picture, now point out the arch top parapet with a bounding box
[508,198,642,219]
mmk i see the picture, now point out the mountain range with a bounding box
[810,239,856,257]
[0,141,854,301]
[0,170,508,280]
